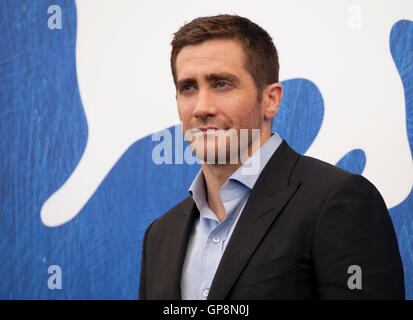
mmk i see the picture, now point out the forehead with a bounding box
[175,38,247,80]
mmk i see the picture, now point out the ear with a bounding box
[263,82,283,121]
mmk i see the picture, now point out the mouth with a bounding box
[198,127,229,136]
[185,127,229,139]
[199,127,220,132]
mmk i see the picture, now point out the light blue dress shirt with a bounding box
[180,133,283,300]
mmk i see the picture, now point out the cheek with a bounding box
[177,102,190,120]
[177,103,194,132]
[224,96,259,124]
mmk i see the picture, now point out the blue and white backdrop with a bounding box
[1,0,412,299]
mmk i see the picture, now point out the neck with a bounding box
[201,128,272,221]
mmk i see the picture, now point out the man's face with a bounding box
[175,38,264,163]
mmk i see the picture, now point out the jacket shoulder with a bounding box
[293,154,359,186]
[291,153,384,204]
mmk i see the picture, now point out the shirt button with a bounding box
[212,235,220,243]
[203,289,209,297]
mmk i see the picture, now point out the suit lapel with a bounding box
[207,141,301,300]
[159,198,198,299]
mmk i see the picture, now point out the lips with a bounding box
[198,127,229,136]
[199,127,219,131]
[185,127,228,139]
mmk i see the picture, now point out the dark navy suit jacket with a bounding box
[139,140,405,299]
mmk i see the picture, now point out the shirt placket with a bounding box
[198,219,229,299]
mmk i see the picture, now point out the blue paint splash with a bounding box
[388,19,413,298]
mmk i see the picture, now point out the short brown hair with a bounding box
[170,14,279,100]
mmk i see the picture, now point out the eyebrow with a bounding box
[176,72,240,89]
[205,73,240,85]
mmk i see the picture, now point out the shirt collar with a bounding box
[188,168,207,209]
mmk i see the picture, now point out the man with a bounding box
[139,14,405,299]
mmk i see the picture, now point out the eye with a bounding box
[182,84,195,92]
[215,81,228,88]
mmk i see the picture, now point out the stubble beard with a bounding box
[184,100,263,166]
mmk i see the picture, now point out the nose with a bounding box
[193,88,217,120]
